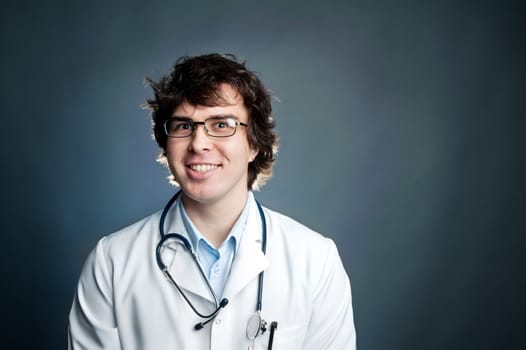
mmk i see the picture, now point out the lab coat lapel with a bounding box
[163,196,216,304]
[168,245,216,304]
[223,202,269,299]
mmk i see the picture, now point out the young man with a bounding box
[68,54,356,349]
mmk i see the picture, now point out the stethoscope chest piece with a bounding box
[246,311,267,340]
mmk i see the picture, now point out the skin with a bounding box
[166,84,259,247]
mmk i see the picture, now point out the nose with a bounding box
[189,123,212,152]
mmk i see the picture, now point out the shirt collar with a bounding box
[178,191,254,254]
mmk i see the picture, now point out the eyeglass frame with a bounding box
[163,116,249,138]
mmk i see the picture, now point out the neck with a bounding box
[182,191,249,248]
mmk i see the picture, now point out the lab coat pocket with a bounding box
[256,321,308,350]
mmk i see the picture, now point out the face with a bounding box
[166,84,259,207]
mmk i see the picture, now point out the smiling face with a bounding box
[165,84,259,208]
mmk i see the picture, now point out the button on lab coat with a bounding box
[68,196,356,349]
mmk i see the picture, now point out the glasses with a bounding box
[164,116,248,138]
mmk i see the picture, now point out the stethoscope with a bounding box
[155,191,276,346]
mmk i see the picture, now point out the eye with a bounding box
[173,121,193,131]
[210,118,234,129]
[215,121,229,129]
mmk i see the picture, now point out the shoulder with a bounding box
[259,206,352,328]
[100,211,161,249]
[263,206,335,250]
[262,207,342,277]
[86,211,162,273]
[76,210,163,294]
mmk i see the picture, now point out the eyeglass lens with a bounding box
[165,117,239,138]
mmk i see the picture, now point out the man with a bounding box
[68,53,356,349]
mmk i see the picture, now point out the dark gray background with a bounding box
[1,0,524,349]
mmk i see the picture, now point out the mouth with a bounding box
[187,164,220,173]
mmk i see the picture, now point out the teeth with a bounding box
[190,164,218,173]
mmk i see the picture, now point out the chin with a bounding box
[181,185,219,203]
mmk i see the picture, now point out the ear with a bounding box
[249,147,259,163]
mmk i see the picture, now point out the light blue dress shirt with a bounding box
[178,192,253,298]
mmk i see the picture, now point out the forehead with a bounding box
[173,83,247,118]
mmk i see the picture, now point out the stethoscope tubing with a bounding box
[156,232,220,311]
[255,200,267,312]
[156,190,267,321]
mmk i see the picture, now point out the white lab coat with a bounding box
[68,196,356,349]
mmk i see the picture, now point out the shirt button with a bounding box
[215,318,222,325]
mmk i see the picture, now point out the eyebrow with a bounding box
[170,116,193,121]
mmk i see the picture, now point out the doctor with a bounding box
[68,53,356,349]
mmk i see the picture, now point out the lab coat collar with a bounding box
[222,198,269,299]
[162,192,269,304]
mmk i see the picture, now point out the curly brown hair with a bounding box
[144,53,278,190]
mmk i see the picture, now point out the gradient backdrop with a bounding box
[1,1,524,349]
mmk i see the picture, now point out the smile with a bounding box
[188,164,219,173]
